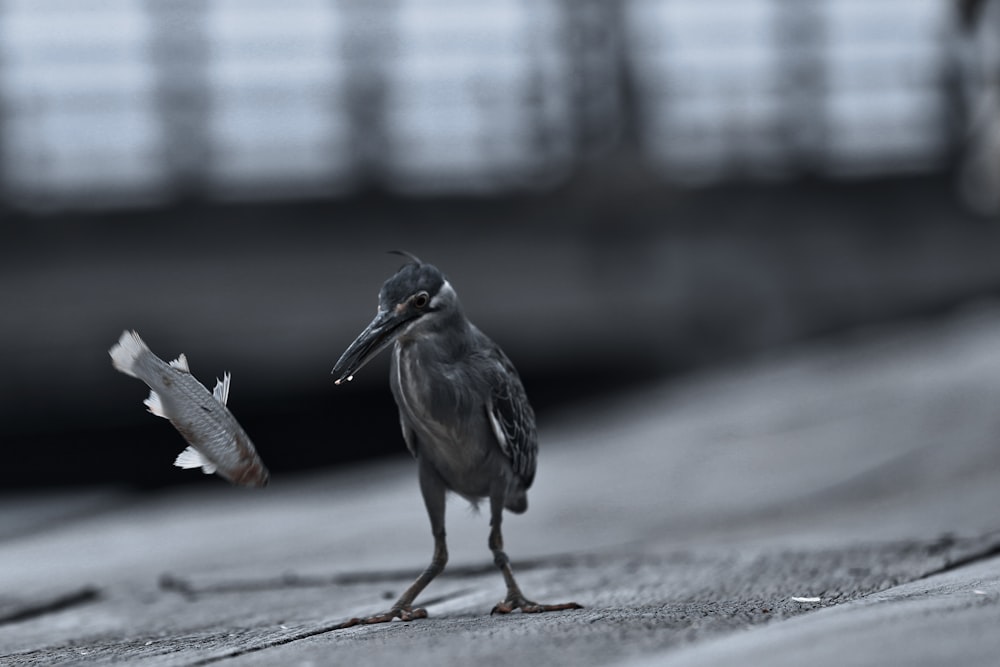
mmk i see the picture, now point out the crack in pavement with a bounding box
[159,552,594,598]
[894,529,1000,585]
[0,586,100,626]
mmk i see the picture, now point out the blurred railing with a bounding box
[0,0,982,211]
[631,0,953,181]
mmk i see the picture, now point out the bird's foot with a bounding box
[334,606,428,629]
[491,594,582,615]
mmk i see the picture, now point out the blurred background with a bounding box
[1,0,999,490]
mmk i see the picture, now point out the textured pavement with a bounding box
[3,305,1000,665]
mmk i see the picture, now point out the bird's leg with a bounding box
[488,492,582,615]
[347,533,446,626]
[335,463,448,629]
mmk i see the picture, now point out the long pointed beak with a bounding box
[331,309,406,384]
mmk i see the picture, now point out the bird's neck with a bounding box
[397,311,475,365]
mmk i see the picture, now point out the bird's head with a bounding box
[332,252,459,384]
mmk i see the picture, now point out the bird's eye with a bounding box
[412,292,430,309]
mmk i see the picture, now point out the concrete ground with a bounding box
[3,303,1000,666]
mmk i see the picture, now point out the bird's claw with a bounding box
[334,606,428,629]
[491,596,582,615]
[397,607,429,622]
[363,606,428,624]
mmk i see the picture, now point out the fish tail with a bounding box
[109,330,151,379]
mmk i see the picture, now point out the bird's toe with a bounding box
[398,607,428,622]
[536,601,584,612]
[335,605,429,629]
[491,601,516,615]
[492,595,582,615]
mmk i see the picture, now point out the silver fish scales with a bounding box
[109,330,269,487]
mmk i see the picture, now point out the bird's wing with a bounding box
[484,347,538,488]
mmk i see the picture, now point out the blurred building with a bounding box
[0,0,991,211]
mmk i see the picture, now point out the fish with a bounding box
[109,330,269,487]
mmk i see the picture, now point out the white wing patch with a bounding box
[144,391,167,419]
[169,353,190,372]
[486,401,510,456]
[174,446,217,475]
[213,372,231,405]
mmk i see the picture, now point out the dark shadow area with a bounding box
[3,367,663,490]
[3,174,1000,490]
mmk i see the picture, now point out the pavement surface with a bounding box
[3,304,1000,665]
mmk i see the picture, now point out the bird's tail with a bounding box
[109,330,151,379]
[505,487,528,514]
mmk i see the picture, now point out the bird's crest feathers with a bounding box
[388,249,423,266]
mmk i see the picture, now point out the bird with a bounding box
[330,252,582,626]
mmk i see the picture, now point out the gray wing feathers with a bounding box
[485,350,537,488]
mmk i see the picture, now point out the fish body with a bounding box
[109,330,269,487]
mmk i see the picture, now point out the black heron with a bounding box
[331,252,581,626]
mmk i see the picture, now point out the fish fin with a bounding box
[143,390,168,419]
[173,447,217,475]
[213,372,231,405]
[169,353,190,372]
[109,330,148,378]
